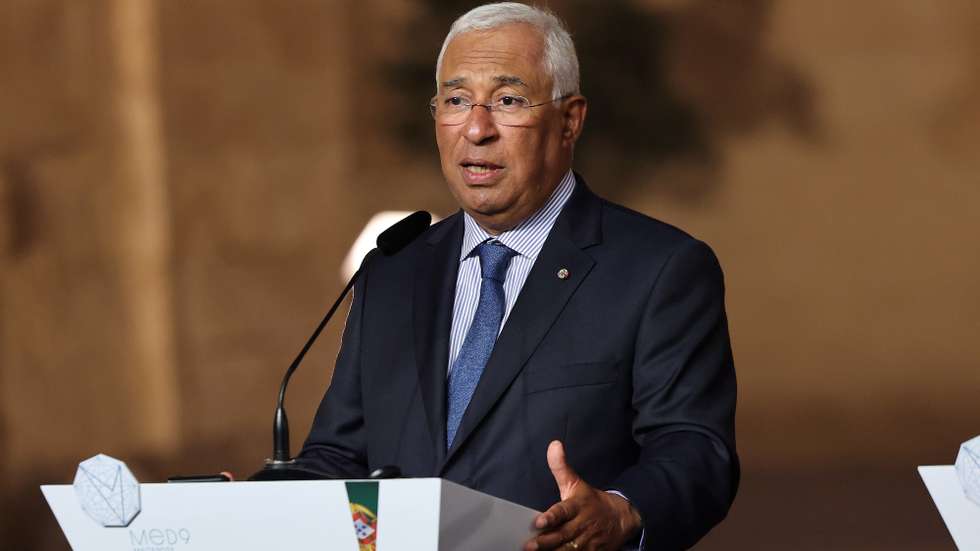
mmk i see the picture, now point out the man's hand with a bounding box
[524,441,642,551]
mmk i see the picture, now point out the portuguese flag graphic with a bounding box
[345,481,379,551]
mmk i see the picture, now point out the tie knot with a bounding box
[477,241,516,282]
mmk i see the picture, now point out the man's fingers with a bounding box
[535,499,578,530]
[528,508,584,551]
[547,440,580,499]
[530,523,581,550]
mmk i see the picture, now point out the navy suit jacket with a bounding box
[299,176,738,549]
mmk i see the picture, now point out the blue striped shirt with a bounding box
[448,170,576,374]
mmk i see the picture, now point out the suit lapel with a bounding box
[441,178,603,470]
[413,213,463,468]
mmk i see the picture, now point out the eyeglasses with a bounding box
[429,94,570,126]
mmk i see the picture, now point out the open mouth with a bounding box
[465,165,496,174]
[460,160,504,182]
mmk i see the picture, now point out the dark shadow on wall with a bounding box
[2,155,44,259]
[383,0,819,203]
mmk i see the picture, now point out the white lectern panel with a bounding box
[42,478,539,551]
[43,480,359,551]
[918,465,980,549]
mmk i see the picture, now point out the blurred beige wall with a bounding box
[1,1,977,549]
[633,0,980,468]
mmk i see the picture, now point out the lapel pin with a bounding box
[557,268,570,280]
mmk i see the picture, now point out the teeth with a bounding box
[466,165,494,174]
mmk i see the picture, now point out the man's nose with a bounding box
[463,104,499,145]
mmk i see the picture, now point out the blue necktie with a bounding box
[446,240,516,448]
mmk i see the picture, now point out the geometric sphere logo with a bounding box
[72,454,141,527]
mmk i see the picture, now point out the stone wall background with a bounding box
[1,1,978,549]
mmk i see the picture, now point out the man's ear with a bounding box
[561,95,588,146]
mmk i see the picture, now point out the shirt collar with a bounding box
[460,170,576,261]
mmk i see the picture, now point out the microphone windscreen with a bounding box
[376,211,432,255]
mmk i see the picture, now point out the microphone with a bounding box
[377,210,432,255]
[249,211,431,481]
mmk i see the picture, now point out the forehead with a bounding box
[439,23,547,90]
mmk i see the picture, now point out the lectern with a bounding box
[42,478,539,550]
[918,465,980,549]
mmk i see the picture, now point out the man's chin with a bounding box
[458,197,509,221]
[463,201,506,219]
[452,184,504,211]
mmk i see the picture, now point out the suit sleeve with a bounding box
[295,252,375,478]
[610,238,739,550]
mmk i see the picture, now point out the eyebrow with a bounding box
[438,75,529,89]
[440,78,466,89]
[494,75,528,88]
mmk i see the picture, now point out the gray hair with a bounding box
[435,2,580,99]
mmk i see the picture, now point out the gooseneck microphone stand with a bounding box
[249,211,431,481]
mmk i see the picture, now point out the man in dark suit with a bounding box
[299,3,737,550]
